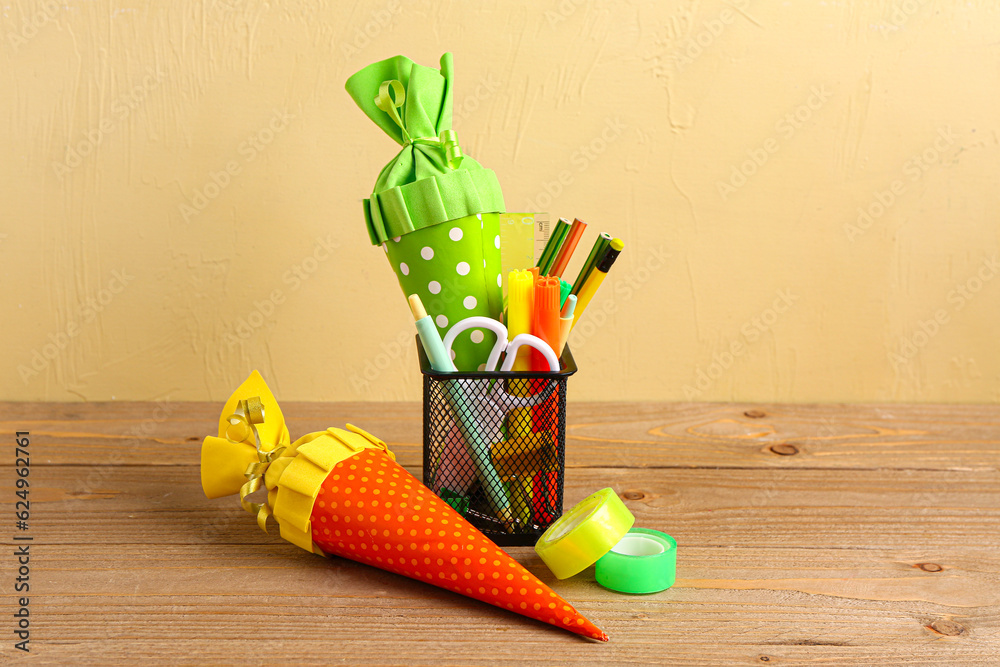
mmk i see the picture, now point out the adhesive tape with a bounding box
[534,488,635,579]
[594,528,676,594]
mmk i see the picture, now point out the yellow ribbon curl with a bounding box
[227,397,286,533]
[374,79,464,169]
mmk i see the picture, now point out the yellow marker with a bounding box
[505,270,535,446]
[572,238,624,329]
[507,270,534,370]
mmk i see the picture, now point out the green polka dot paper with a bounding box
[385,212,503,371]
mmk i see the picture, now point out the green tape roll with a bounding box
[594,528,676,594]
[534,488,635,579]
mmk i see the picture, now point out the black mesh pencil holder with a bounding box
[417,338,578,546]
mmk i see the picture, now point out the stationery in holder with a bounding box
[418,336,577,546]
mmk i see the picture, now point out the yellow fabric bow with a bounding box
[200,370,395,553]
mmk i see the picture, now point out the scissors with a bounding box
[442,316,560,374]
[441,315,559,433]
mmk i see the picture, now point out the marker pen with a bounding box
[572,238,624,329]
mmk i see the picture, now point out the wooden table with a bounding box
[2,402,998,664]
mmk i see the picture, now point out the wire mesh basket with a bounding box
[417,338,578,546]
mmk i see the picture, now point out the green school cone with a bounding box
[346,53,505,371]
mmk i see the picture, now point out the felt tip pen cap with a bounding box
[561,294,577,318]
[597,238,624,272]
[559,278,572,307]
[597,238,624,271]
[409,294,456,372]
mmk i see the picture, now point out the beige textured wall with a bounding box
[2,1,998,402]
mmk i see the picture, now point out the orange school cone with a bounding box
[200,371,607,641]
[309,446,607,641]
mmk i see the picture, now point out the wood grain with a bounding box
[6,401,1000,470]
[1,402,998,665]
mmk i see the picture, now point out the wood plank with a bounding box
[3,401,999,471]
[9,576,1000,666]
[6,541,999,662]
[8,466,1000,551]
[8,537,1000,662]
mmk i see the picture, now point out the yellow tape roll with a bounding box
[534,488,635,579]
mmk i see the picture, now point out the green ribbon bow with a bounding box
[375,79,463,169]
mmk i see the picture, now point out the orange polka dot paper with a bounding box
[310,447,607,641]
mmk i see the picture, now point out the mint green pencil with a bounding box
[408,294,513,527]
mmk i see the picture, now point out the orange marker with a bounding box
[531,277,562,371]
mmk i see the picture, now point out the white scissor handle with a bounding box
[442,316,508,371]
[498,333,560,372]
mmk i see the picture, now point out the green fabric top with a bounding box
[345,53,505,245]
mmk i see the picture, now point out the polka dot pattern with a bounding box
[310,448,607,641]
[382,213,505,372]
